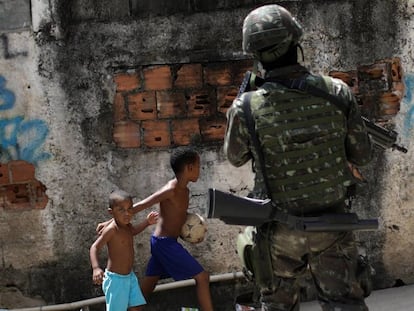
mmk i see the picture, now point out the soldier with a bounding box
[224,4,373,311]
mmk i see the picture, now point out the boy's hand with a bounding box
[92,267,104,285]
[96,219,113,235]
[146,211,159,225]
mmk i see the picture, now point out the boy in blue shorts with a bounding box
[98,147,214,311]
[90,190,158,311]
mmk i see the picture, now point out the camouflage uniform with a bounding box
[224,64,373,311]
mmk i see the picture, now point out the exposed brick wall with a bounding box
[112,59,253,148]
[112,58,403,149]
[329,58,403,123]
[0,161,48,210]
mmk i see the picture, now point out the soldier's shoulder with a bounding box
[319,74,354,100]
[235,90,262,105]
[329,76,351,88]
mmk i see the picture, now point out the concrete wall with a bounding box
[1,0,414,309]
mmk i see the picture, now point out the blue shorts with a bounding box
[145,235,204,281]
[102,270,146,311]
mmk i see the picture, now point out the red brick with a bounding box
[142,120,171,148]
[204,64,232,86]
[113,92,128,122]
[358,62,393,94]
[113,121,141,148]
[9,161,35,183]
[128,91,157,121]
[172,119,200,146]
[217,86,238,114]
[3,184,30,209]
[233,60,255,86]
[0,163,9,185]
[378,92,401,117]
[358,63,388,80]
[2,181,48,210]
[186,89,215,117]
[114,72,140,92]
[393,81,405,96]
[359,94,379,119]
[143,66,172,90]
[390,58,402,82]
[157,91,186,119]
[200,117,226,142]
[175,64,203,89]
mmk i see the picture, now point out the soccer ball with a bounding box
[180,213,207,244]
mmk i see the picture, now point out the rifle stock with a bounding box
[208,188,273,226]
[208,188,378,231]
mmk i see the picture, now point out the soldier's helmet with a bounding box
[242,5,303,63]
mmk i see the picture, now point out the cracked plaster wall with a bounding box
[1,0,414,308]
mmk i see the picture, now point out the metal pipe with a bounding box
[7,271,245,311]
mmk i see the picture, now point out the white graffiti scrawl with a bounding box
[0,75,50,164]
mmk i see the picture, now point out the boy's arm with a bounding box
[96,219,114,235]
[90,226,114,285]
[132,185,173,214]
[131,211,159,235]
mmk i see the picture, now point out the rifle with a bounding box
[208,188,379,231]
[239,71,407,153]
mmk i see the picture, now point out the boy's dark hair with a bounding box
[109,189,133,208]
[170,146,199,175]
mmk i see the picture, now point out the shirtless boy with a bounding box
[90,189,158,311]
[98,147,214,311]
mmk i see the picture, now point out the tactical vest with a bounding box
[250,76,353,215]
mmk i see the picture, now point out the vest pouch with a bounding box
[251,223,274,290]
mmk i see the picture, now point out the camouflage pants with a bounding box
[259,223,369,311]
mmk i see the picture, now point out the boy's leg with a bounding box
[102,270,129,311]
[194,270,214,311]
[140,275,160,300]
[149,236,214,310]
[142,249,163,301]
[128,272,147,311]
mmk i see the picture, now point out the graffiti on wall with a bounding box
[0,75,50,164]
[0,34,28,59]
[403,73,414,138]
